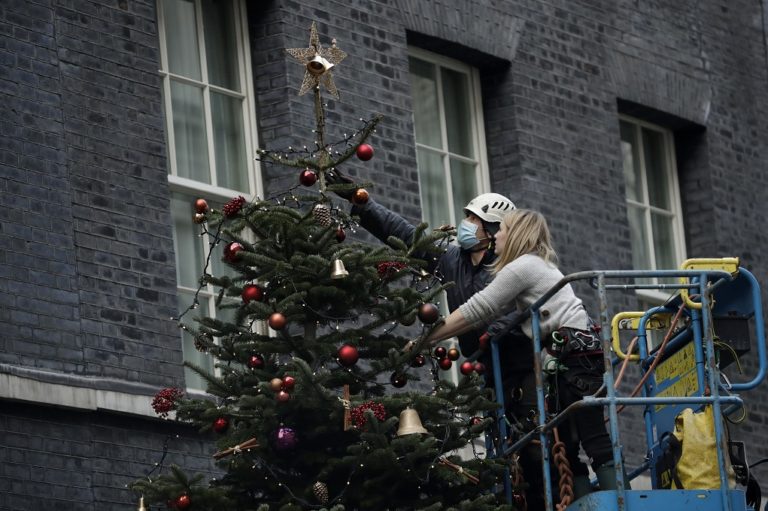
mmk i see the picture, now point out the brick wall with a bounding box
[0,401,218,511]
[1,0,183,386]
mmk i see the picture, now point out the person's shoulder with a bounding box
[511,253,541,267]
[500,254,555,276]
[517,253,555,267]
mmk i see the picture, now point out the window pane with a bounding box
[172,193,206,289]
[620,121,642,203]
[449,158,477,226]
[627,204,651,270]
[442,68,473,158]
[171,80,210,182]
[417,149,449,229]
[163,0,202,80]
[651,212,677,270]
[202,0,240,91]
[642,128,671,210]
[180,294,215,390]
[211,92,248,191]
[409,57,442,148]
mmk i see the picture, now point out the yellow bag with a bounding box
[672,405,736,489]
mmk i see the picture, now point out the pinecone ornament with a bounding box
[223,195,246,217]
[313,481,329,504]
[312,203,332,227]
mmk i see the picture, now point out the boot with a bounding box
[572,475,593,499]
[595,461,619,491]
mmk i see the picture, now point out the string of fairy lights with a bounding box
[254,117,379,168]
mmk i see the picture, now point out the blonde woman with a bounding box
[423,209,620,497]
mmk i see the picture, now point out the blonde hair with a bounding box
[492,209,558,274]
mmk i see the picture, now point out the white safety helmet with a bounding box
[463,193,516,224]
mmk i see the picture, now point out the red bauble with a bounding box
[478,332,491,351]
[447,348,461,361]
[299,168,317,186]
[282,375,296,390]
[270,378,284,392]
[212,417,229,434]
[418,303,440,324]
[335,226,346,242]
[247,354,264,369]
[356,143,374,161]
[473,362,486,375]
[352,188,369,205]
[223,242,244,262]
[337,344,359,367]
[175,494,191,510]
[410,354,426,367]
[469,416,483,426]
[241,284,264,304]
[438,358,453,370]
[194,198,208,214]
[390,372,407,388]
[268,312,287,330]
[460,361,475,375]
[434,346,447,359]
[276,390,290,402]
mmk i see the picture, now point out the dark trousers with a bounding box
[553,355,613,476]
[505,369,549,511]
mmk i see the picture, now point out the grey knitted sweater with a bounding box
[457,253,589,338]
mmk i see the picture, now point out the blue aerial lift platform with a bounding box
[483,258,766,511]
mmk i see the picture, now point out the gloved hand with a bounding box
[326,169,356,201]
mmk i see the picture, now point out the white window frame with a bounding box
[157,0,262,200]
[619,115,687,304]
[408,47,492,228]
[408,48,491,390]
[157,0,262,390]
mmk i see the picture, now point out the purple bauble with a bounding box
[274,426,298,451]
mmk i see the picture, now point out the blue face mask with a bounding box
[457,219,486,250]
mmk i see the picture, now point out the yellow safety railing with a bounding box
[611,311,674,361]
[679,257,739,310]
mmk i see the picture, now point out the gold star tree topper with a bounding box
[286,22,347,99]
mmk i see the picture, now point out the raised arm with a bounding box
[425,260,528,347]
[424,308,474,346]
[352,199,417,247]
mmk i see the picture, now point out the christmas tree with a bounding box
[132,22,514,511]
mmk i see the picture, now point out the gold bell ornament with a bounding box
[331,258,349,279]
[137,496,147,511]
[396,408,429,436]
[307,54,334,75]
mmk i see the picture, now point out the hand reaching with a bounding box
[326,169,356,201]
[402,339,418,353]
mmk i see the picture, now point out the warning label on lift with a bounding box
[653,342,698,411]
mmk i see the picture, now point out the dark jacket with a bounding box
[352,200,533,369]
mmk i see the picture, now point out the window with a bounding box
[619,116,686,302]
[408,49,489,390]
[408,49,490,230]
[158,0,261,389]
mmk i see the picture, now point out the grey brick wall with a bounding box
[2,0,768,507]
[0,401,218,511]
[2,0,183,386]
